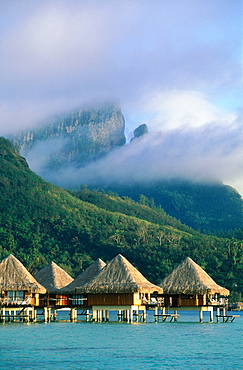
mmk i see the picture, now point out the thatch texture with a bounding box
[159,257,230,296]
[35,261,74,293]
[76,254,163,294]
[0,254,46,293]
[59,259,106,294]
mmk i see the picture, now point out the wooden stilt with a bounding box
[48,308,52,322]
[24,308,30,322]
[44,307,48,322]
[216,307,220,322]
[223,307,227,322]
[1,307,6,323]
[135,311,138,322]
[199,308,203,322]
[92,309,97,322]
[154,307,158,322]
[70,308,77,322]
[30,307,36,322]
[209,308,213,323]
[130,308,133,323]
[143,309,146,322]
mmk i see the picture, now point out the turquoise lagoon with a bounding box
[0,310,242,369]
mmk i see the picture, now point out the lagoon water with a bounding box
[1,310,242,370]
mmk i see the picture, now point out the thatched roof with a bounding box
[59,259,106,294]
[159,257,230,296]
[0,254,46,294]
[35,261,74,293]
[76,254,163,294]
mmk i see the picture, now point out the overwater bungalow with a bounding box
[75,254,163,322]
[159,257,230,322]
[0,254,46,322]
[35,261,74,307]
[0,254,46,306]
[59,258,106,307]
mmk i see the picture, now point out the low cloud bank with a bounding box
[30,118,242,196]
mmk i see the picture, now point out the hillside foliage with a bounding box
[103,181,243,234]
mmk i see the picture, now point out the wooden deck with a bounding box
[216,315,240,322]
[154,314,180,322]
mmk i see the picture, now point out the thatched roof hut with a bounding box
[159,257,229,296]
[0,254,46,294]
[59,259,106,294]
[35,261,74,294]
[76,254,163,294]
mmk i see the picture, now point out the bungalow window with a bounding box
[7,291,24,303]
[72,294,84,305]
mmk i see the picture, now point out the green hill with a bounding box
[102,181,243,234]
[0,137,242,297]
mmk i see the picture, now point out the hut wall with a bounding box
[164,296,172,307]
[198,295,206,306]
[87,293,135,306]
[163,294,207,307]
[180,294,198,307]
[39,295,46,307]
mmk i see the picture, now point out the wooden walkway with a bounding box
[154,314,180,322]
[216,315,240,323]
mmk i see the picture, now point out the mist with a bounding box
[26,112,242,197]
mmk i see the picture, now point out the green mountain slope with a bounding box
[104,181,243,234]
[69,187,196,234]
[0,137,242,296]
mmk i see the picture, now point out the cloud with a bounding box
[1,0,242,195]
[24,137,67,175]
[125,90,236,138]
[1,0,242,130]
[39,108,242,197]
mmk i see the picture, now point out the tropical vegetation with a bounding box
[0,137,242,300]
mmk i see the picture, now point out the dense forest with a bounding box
[0,137,242,301]
[101,181,243,234]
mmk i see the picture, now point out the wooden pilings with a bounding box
[0,306,36,323]
[154,306,179,322]
[215,307,239,322]
[117,308,146,323]
[0,305,238,324]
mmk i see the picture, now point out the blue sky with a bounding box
[0,0,242,195]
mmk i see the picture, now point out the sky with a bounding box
[0,0,242,195]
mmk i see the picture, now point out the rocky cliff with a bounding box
[12,104,126,171]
